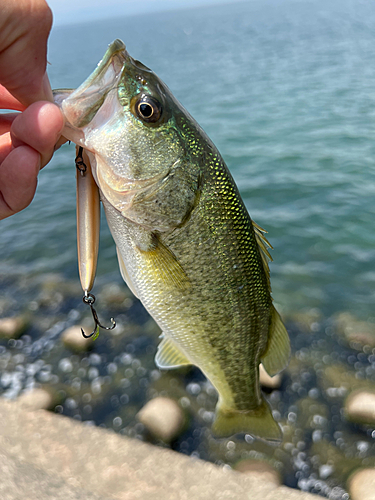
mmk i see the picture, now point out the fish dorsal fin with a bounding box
[116,246,139,299]
[137,235,190,291]
[252,221,273,289]
[261,305,291,376]
[155,336,192,369]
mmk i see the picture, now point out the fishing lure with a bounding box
[75,146,115,339]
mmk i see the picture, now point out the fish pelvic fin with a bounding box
[261,305,291,377]
[212,397,282,442]
[155,335,192,369]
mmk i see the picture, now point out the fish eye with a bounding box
[134,95,162,123]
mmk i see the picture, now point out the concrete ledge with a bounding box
[0,398,319,500]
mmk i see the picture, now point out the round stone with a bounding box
[18,388,56,411]
[348,467,375,500]
[259,363,282,390]
[345,390,375,426]
[0,317,28,339]
[137,397,186,443]
[61,325,93,352]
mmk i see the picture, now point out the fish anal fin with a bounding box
[155,336,192,369]
[212,397,282,442]
[261,305,291,377]
[116,246,139,299]
[137,235,190,291]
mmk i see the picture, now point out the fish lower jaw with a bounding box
[60,124,86,147]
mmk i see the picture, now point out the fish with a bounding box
[53,39,290,441]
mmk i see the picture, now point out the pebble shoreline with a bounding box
[1,277,375,499]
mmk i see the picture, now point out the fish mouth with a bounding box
[53,39,169,215]
[53,39,126,139]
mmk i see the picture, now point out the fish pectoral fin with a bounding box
[212,397,282,442]
[261,305,291,377]
[116,246,139,299]
[137,234,190,291]
[155,336,192,369]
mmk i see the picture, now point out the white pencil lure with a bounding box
[75,146,116,339]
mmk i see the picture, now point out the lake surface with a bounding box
[1,1,375,497]
[3,0,375,320]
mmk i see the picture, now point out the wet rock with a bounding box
[259,363,282,389]
[137,396,186,443]
[61,325,93,352]
[287,308,322,333]
[100,283,133,309]
[335,312,375,348]
[37,274,81,309]
[347,467,375,500]
[317,362,374,397]
[297,397,330,432]
[345,389,375,427]
[18,388,57,411]
[0,316,28,339]
[310,439,363,486]
[233,459,281,487]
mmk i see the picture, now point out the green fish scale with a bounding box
[134,140,272,411]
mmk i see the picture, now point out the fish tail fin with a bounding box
[212,397,282,442]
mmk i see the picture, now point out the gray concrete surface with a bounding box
[0,398,319,500]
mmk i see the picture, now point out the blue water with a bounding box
[2,2,375,497]
[2,0,375,321]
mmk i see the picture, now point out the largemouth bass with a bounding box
[54,39,290,440]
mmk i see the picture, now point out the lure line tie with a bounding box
[75,146,87,176]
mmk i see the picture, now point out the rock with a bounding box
[0,397,322,500]
[347,467,375,500]
[18,388,57,411]
[0,316,28,339]
[61,325,93,352]
[37,274,81,309]
[137,396,186,443]
[335,312,375,348]
[310,439,363,488]
[287,308,322,333]
[345,390,375,426]
[317,361,375,398]
[259,363,282,389]
[100,283,133,308]
[234,459,281,487]
[297,397,330,432]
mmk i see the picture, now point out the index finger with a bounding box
[0,85,25,111]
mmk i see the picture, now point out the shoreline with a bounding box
[0,397,320,500]
[1,273,375,499]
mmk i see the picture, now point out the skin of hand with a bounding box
[0,0,65,220]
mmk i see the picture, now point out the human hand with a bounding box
[0,0,64,220]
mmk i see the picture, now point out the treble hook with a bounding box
[81,292,116,339]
